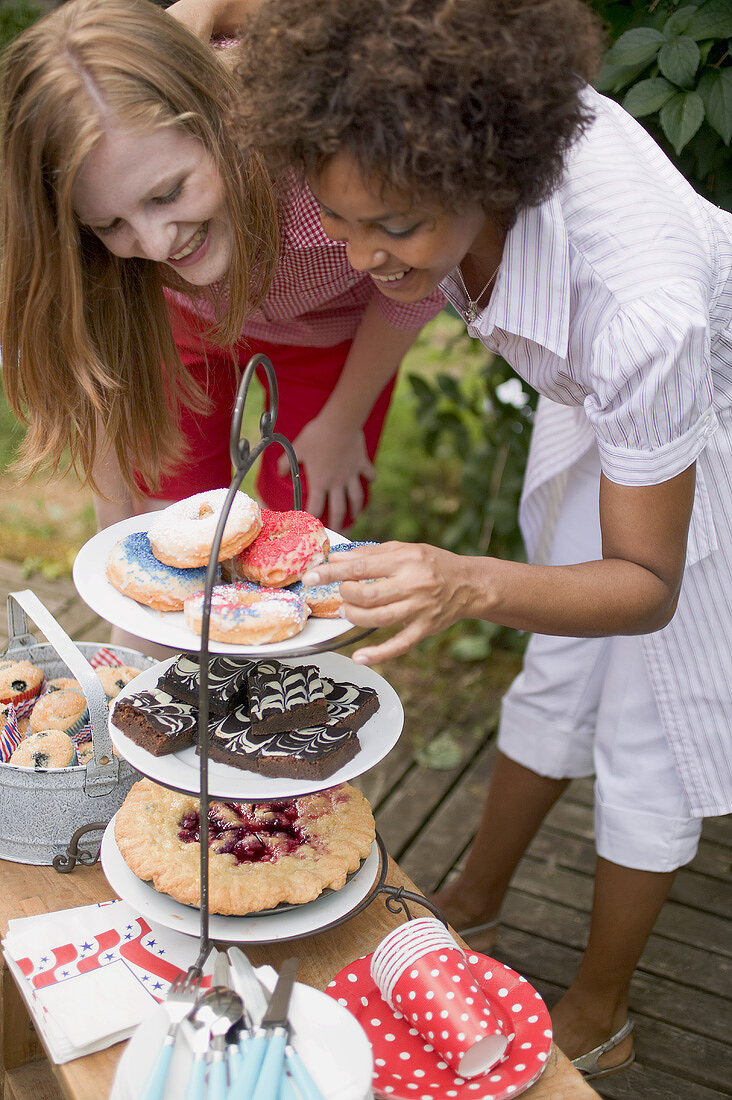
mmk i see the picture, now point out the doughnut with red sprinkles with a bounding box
[184,582,310,644]
[229,509,329,587]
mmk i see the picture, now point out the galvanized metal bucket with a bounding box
[0,589,156,867]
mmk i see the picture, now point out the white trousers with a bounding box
[498,446,702,872]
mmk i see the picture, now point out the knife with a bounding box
[225,949,267,1100]
[227,949,325,1100]
[250,957,299,1100]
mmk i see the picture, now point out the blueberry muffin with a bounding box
[0,660,44,706]
[9,729,77,769]
[29,689,88,737]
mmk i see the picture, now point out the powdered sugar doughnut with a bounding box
[229,509,329,587]
[184,582,310,644]
[148,489,262,568]
[106,532,208,611]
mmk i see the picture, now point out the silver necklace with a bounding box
[454,262,500,324]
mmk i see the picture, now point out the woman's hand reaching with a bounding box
[302,542,483,663]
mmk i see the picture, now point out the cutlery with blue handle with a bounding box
[250,957,299,1100]
[227,949,325,1100]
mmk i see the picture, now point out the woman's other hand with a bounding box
[277,417,375,531]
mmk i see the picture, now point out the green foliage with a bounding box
[592,0,732,208]
[0,0,43,52]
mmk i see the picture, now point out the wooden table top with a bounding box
[0,855,599,1100]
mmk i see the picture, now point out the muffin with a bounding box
[9,729,77,769]
[47,676,83,693]
[96,665,144,701]
[29,689,88,737]
[0,660,44,706]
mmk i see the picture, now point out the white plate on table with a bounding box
[110,969,373,1100]
[109,651,403,799]
[101,818,381,944]
[73,514,357,656]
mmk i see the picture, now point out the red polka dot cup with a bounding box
[370,919,509,1078]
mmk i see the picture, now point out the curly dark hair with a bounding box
[233,0,604,221]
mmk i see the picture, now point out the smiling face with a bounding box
[72,123,233,286]
[310,149,496,302]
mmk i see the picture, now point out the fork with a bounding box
[141,969,204,1100]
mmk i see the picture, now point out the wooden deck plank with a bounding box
[387,738,497,884]
[494,927,732,1053]
[494,884,732,999]
[523,827,732,920]
[497,973,732,1100]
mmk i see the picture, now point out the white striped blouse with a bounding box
[441,87,732,817]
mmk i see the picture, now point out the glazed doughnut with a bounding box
[229,509,329,587]
[148,489,262,568]
[288,541,380,617]
[106,532,209,611]
[184,582,310,645]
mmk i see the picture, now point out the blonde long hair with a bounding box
[0,0,279,495]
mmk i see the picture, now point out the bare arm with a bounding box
[301,465,696,663]
[90,431,135,531]
[166,0,264,38]
[277,297,423,528]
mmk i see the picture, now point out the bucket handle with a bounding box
[5,590,119,796]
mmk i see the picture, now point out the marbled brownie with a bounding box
[158,654,256,716]
[112,688,199,756]
[203,676,380,779]
[247,661,328,734]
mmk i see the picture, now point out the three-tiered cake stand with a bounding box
[73,356,443,970]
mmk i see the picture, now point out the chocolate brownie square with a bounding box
[112,688,199,756]
[247,661,328,735]
[203,675,380,779]
[158,654,256,716]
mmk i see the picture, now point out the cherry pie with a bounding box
[114,778,375,915]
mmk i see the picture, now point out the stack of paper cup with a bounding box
[371,918,509,1078]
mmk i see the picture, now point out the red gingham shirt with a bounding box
[169,176,445,347]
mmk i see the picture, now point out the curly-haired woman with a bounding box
[178,0,732,1078]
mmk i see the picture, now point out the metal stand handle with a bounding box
[196,356,303,959]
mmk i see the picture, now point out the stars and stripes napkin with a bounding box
[2,900,211,1063]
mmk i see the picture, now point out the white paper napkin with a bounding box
[2,900,210,1064]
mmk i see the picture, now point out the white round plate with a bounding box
[109,651,404,799]
[110,974,373,1100]
[100,818,381,943]
[73,513,356,656]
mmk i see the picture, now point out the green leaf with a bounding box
[687,0,732,39]
[623,77,676,116]
[414,729,465,770]
[664,6,700,37]
[605,27,666,68]
[658,36,700,86]
[698,68,732,144]
[661,90,706,153]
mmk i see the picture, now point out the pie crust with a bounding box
[114,778,375,915]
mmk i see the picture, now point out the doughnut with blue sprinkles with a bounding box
[105,531,210,611]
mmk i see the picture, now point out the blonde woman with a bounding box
[0,0,443,582]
